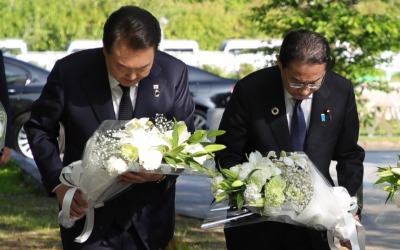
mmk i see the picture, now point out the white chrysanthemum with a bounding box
[244,183,262,204]
[104,156,128,175]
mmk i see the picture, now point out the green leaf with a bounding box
[157,145,170,154]
[204,144,226,153]
[207,130,226,137]
[216,192,228,202]
[245,169,260,183]
[165,145,185,157]
[236,192,244,211]
[187,130,207,144]
[163,156,178,167]
[391,168,400,176]
[231,180,244,187]
[172,121,180,147]
[221,168,239,180]
[191,151,209,157]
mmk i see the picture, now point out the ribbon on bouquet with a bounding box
[327,187,365,250]
[59,161,104,243]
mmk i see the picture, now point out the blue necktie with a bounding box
[291,99,307,151]
[118,85,133,120]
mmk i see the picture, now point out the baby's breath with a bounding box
[282,165,313,212]
[153,113,174,132]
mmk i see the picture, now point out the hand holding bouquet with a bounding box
[204,151,364,250]
[59,114,225,242]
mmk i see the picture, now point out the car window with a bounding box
[187,66,222,82]
[4,61,30,87]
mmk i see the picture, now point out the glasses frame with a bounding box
[286,72,326,90]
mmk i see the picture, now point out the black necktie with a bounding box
[291,99,307,151]
[118,84,133,120]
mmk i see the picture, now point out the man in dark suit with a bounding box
[215,29,364,250]
[25,6,195,250]
[0,50,12,166]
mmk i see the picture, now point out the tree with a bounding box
[249,0,400,90]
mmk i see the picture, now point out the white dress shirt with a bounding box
[108,73,138,117]
[284,88,313,133]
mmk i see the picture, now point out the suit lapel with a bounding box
[306,81,330,154]
[80,70,116,123]
[265,78,291,150]
[133,62,162,118]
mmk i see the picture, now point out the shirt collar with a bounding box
[283,87,314,103]
[107,72,139,89]
[107,72,120,90]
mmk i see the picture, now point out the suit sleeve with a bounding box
[215,80,249,169]
[332,84,364,212]
[172,65,195,133]
[24,61,64,194]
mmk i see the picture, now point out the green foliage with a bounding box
[0,0,261,51]
[249,0,400,89]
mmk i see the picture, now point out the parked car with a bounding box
[4,55,235,158]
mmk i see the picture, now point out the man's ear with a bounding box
[276,54,282,70]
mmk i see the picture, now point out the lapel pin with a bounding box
[271,107,279,115]
[321,108,331,122]
[153,84,160,97]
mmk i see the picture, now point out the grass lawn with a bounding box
[0,160,225,250]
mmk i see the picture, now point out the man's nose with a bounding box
[125,71,137,80]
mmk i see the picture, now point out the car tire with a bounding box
[13,112,65,159]
[193,109,207,130]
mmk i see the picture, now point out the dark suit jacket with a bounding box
[25,48,195,249]
[216,65,364,250]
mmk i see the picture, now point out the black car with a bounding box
[4,55,235,158]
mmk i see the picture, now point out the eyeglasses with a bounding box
[286,73,325,90]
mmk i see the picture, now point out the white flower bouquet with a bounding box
[58,114,225,242]
[203,151,364,250]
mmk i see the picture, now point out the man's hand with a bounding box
[0,147,11,166]
[55,184,88,218]
[118,171,165,184]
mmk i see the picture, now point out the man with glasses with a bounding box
[215,29,364,250]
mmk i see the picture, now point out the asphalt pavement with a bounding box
[15,148,400,250]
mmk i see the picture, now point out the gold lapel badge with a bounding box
[271,107,279,115]
[153,84,160,97]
